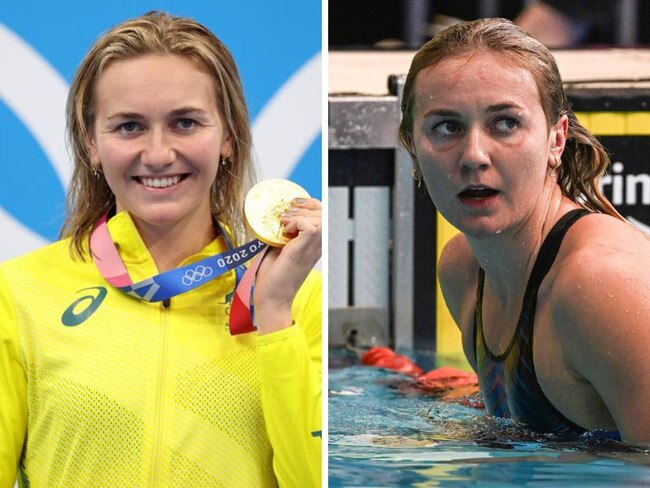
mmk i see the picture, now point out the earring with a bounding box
[411,168,422,188]
[91,164,102,178]
[550,155,561,169]
[220,157,231,167]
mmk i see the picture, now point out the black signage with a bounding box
[599,136,650,233]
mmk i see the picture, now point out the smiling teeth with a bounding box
[141,175,181,188]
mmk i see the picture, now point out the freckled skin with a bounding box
[420,51,650,442]
[89,54,322,335]
[90,54,231,235]
[411,51,558,238]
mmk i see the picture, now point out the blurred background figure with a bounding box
[330,0,649,50]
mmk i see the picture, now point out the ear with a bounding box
[412,154,422,175]
[220,131,233,161]
[87,135,101,168]
[548,114,568,169]
[403,132,420,166]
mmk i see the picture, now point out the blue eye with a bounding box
[119,121,140,134]
[494,117,519,131]
[175,118,196,130]
[433,121,462,136]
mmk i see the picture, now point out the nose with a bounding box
[141,128,175,168]
[459,127,491,172]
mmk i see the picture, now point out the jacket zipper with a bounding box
[150,298,171,485]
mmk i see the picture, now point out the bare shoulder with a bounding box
[438,233,479,331]
[550,213,650,441]
[553,213,650,296]
[567,212,650,253]
[552,213,650,316]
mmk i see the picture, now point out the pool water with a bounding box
[329,349,650,487]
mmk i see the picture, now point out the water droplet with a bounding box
[607,293,614,298]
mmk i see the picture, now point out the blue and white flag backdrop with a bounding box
[0,2,321,261]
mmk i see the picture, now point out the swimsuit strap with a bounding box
[474,208,591,362]
[472,209,591,434]
[524,208,591,299]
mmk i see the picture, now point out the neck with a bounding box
[132,215,217,273]
[466,185,573,307]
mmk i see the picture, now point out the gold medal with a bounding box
[244,179,310,247]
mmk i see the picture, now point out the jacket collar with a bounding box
[105,211,228,281]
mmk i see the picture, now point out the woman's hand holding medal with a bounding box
[244,179,322,334]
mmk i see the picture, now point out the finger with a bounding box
[280,203,321,230]
[280,212,321,227]
[280,217,300,236]
[290,197,321,210]
[280,216,322,264]
[280,206,321,222]
[280,214,321,236]
[281,212,321,227]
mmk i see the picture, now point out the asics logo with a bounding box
[182,265,213,286]
[61,286,107,327]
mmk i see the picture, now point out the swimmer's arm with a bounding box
[553,258,650,444]
[438,234,479,370]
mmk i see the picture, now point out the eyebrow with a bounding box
[106,106,209,121]
[106,112,144,121]
[422,108,462,118]
[485,102,523,113]
[170,106,209,117]
[422,102,524,119]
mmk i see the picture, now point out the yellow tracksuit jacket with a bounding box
[0,212,321,487]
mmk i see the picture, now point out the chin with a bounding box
[462,227,504,240]
[129,205,195,229]
[449,214,510,240]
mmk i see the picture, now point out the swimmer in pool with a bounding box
[399,18,650,443]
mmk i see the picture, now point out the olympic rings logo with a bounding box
[182,265,213,286]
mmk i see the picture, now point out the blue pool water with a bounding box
[329,350,650,487]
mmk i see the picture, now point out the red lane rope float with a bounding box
[416,366,478,392]
[360,347,424,377]
[360,346,484,409]
[417,367,484,408]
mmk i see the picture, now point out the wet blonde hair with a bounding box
[399,18,622,219]
[62,11,255,258]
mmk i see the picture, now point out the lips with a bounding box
[457,185,500,210]
[458,185,499,199]
[134,174,188,189]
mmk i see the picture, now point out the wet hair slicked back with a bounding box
[399,18,621,219]
[62,11,255,258]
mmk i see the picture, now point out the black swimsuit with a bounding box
[473,209,590,434]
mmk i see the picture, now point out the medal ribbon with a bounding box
[229,246,269,335]
[90,213,265,334]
